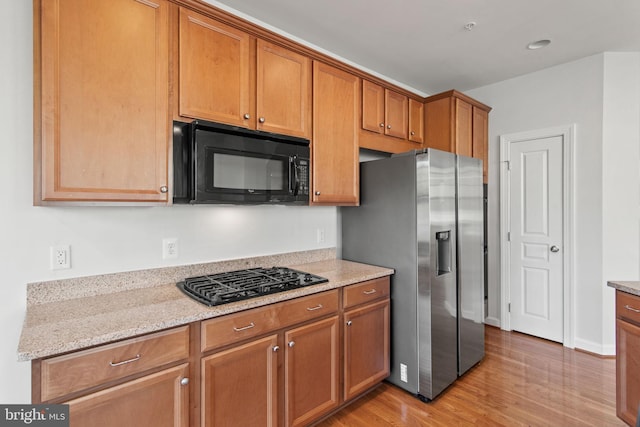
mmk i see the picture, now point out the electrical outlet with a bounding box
[50,245,71,270]
[163,238,179,260]
[316,228,325,243]
[400,363,408,383]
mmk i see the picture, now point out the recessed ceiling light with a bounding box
[527,39,551,50]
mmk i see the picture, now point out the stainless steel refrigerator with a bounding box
[341,148,484,401]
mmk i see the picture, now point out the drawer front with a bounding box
[201,290,340,353]
[41,326,190,401]
[275,289,339,330]
[343,277,390,309]
[202,304,279,352]
[617,291,640,325]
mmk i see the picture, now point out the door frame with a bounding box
[499,125,575,348]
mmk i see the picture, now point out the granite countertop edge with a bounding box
[607,280,640,297]
[18,256,394,362]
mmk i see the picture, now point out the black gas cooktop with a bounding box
[177,267,329,307]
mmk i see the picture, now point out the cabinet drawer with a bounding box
[201,290,340,353]
[343,277,390,309]
[202,304,279,352]
[41,326,189,401]
[275,289,339,330]
[617,291,640,325]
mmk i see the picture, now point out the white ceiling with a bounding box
[205,0,640,96]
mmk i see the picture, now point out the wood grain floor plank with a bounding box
[316,326,623,427]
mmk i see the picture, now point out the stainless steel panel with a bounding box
[456,155,485,375]
[417,150,458,399]
[341,154,420,394]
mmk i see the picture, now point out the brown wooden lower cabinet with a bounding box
[344,299,390,401]
[32,277,391,427]
[616,290,640,426]
[66,363,189,427]
[285,316,340,426]
[201,334,279,427]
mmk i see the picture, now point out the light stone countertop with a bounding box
[18,249,394,361]
[607,281,640,297]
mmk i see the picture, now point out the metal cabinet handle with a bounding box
[243,113,250,119]
[387,124,392,129]
[363,289,377,295]
[379,123,384,127]
[233,322,255,332]
[288,341,295,348]
[315,191,321,196]
[306,304,323,311]
[180,378,189,386]
[550,245,560,253]
[273,345,280,352]
[411,131,415,136]
[160,186,168,193]
[346,320,352,326]
[109,354,141,367]
[625,305,640,313]
[259,117,265,123]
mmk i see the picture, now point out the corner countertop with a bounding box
[607,281,640,297]
[18,250,394,361]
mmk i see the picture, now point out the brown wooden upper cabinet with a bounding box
[312,62,360,206]
[408,99,424,144]
[34,0,171,203]
[361,80,407,139]
[424,90,491,183]
[178,8,311,139]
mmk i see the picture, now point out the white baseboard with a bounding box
[574,337,616,356]
[484,316,500,328]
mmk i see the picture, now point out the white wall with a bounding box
[0,0,337,404]
[468,52,640,354]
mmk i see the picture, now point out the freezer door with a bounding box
[417,149,458,400]
[456,155,485,375]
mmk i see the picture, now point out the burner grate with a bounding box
[177,267,329,306]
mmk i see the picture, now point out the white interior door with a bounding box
[507,136,564,343]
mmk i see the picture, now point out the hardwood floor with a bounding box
[317,326,623,427]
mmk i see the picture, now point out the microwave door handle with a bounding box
[290,156,300,196]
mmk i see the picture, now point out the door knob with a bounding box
[550,245,560,253]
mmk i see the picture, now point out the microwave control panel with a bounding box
[298,160,309,195]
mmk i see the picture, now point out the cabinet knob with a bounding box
[346,320,352,326]
[160,186,168,193]
[243,113,250,120]
[379,123,384,128]
[411,131,415,136]
[259,117,265,123]
[315,191,321,196]
[180,378,189,386]
[273,345,280,352]
[387,124,392,129]
[288,341,295,348]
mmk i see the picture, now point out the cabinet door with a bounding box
[312,62,360,206]
[473,106,489,183]
[454,98,473,157]
[344,300,390,401]
[424,97,454,152]
[285,316,340,427]
[384,89,408,139]
[616,319,640,426]
[179,7,251,127]
[256,40,311,138]
[38,0,170,202]
[408,99,424,144]
[361,80,384,134]
[201,335,279,427]
[66,364,189,427]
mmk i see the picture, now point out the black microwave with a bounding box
[173,120,310,205]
